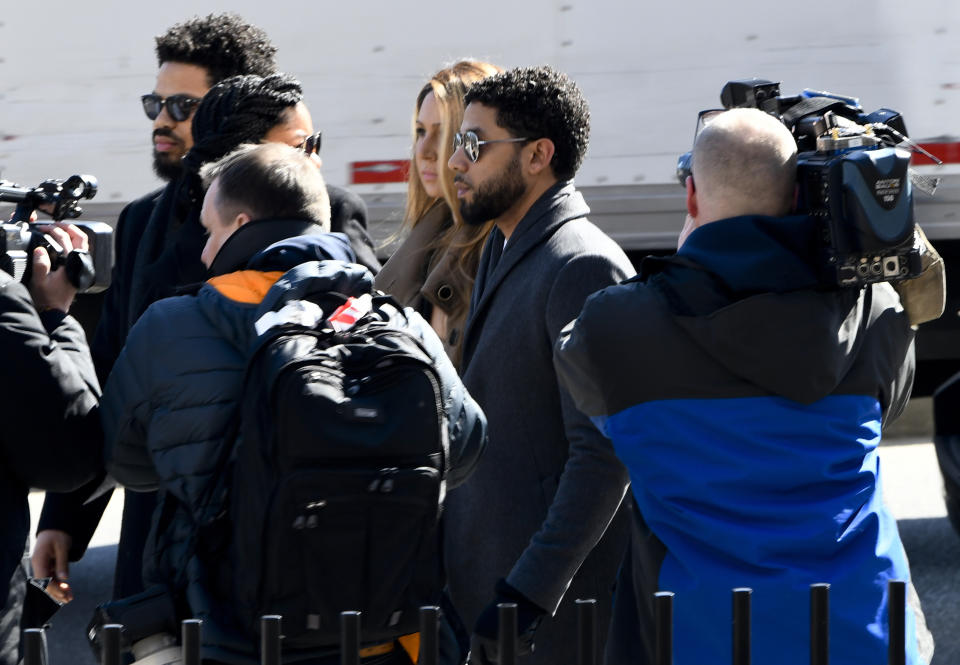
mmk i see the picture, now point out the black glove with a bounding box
[469,579,546,664]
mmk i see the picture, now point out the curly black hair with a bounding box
[155,13,278,85]
[464,65,589,181]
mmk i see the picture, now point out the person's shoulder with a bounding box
[0,270,32,309]
[581,277,655,324]
[132,292,204,338]
[547,220,635,285]
[561,215,623,247]
[551,216,631,264]
[121,187,165,216]
[115,187,165,238]
[326,184,367,224]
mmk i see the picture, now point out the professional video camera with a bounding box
[0,175,113,292]
[676,78,941,288]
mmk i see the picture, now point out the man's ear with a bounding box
[233,211,252,228]
[526,138,556,177]
[685,175,698,218]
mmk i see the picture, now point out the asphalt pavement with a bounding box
[25,434,960,665]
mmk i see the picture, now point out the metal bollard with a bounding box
[182,618,202,665]
[100,623,123,665]
[497,602,518,665]
[340,611,361,665]
[261,615,282,665]
[888,580,906,665]
[654,591,674,665]
[419,606,440,665]
[810,583,830,665]
[22,628,46,665]
[732,588,751,665]
[576,598,597,665]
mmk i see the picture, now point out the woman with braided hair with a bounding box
[129,73,379,326]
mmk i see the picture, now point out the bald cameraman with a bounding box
[0,226,102,665]
[557,108,933,664]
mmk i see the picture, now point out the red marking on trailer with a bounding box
[913,142,960,165]
[350,160,409,184]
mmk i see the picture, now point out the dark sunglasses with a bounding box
[453,130,528,163]
[298,131,322,156]
[141,93,202,122]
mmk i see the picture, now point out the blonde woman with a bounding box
[375,60,501,369]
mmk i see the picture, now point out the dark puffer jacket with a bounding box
[101,224,486,662]
[36,184,380,596]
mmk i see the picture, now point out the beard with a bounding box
[152,151,185,181]
[458,156,525,226]
[151,129,187,181]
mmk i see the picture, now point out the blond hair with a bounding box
[402,60,502,278]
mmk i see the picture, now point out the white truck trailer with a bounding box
[2,0,959,390]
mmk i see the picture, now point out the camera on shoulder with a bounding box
[0,174,113,292]
[677,78,938,288]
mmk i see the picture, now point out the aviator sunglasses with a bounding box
[141,93,202,122]
[453,130,528,163]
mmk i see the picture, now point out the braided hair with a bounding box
[182,73,303,173]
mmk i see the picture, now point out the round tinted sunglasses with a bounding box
[141,93,202,122]
[453,130,529,163]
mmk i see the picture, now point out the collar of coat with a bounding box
[209,217,355,276]
[467,180,588,320]
[207,270,286,304]
[205,230,360,306]
[641,214,825,298]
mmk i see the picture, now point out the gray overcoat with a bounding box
[444,181,635,665]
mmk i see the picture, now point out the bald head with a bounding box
[690,108,797,224]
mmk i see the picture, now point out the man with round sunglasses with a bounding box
[444,65,635,665]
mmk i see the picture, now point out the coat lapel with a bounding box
[462,182,589,368]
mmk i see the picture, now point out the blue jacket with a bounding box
[555,215,931,665]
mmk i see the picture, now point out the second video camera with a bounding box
[677,78,930,288]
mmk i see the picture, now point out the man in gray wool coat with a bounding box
[444,65,635,665]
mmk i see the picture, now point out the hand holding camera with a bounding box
[27,223,89,313]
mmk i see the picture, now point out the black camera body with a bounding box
[678,78,925,287]
[0,175,113,293]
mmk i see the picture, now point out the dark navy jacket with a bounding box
[102,224,485,663]
[555,215,931,665]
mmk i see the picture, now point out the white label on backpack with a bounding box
[255,300,324,336]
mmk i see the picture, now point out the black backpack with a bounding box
[220,292,449,650]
